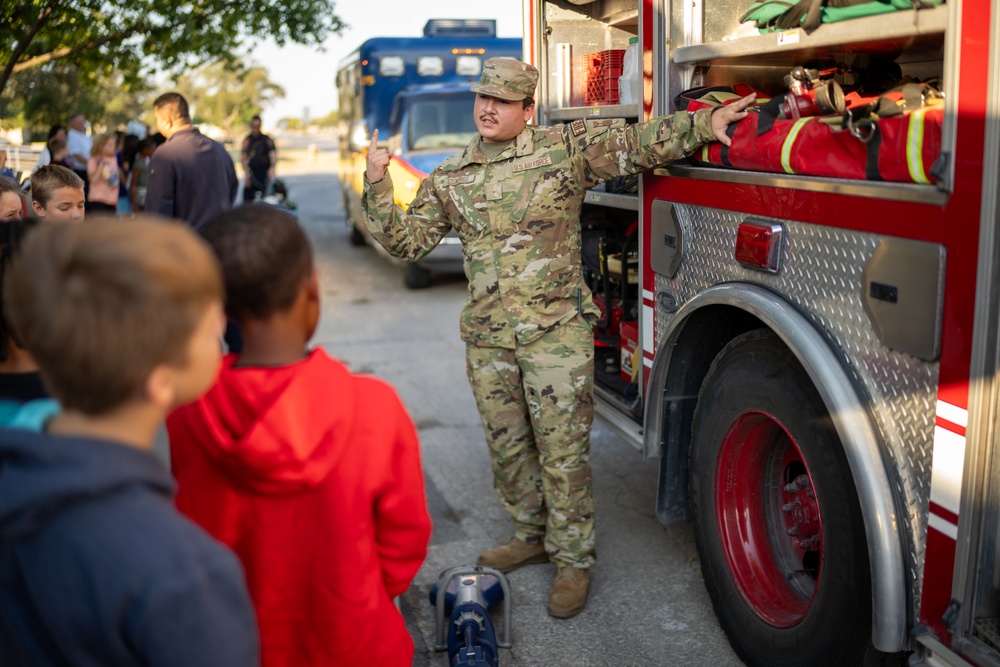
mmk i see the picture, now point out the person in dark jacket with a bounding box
[0,217,259,666]
[240,115,277,202]
[0,216,45,403]
[145,92,239,229]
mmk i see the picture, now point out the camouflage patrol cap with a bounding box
[470,58,538,102]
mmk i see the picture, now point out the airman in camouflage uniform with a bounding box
[362,58,755,618]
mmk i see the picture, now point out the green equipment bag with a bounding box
[740,0,943,34]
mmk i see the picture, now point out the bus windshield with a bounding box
[407,92,478,151]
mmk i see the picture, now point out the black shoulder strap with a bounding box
[719,120,740,167]
[865,124,884,181]
[756,96,786,135]
[826,0,885,7]
[774,0,826,33]
[673,85,737,111]
[738,0,797,25]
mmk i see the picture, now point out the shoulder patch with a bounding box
[570,119,587,136]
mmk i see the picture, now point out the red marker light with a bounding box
[734,221,785,273]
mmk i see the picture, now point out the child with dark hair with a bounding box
[30,124,67,173]
[45,136,73,170]
[129,138,156,212]
[168,203,432,667]
[0,217,45,402]
[0,217,260,666]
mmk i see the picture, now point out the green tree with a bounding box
[0,1,345,97]
[0,60,152,140]
[174,60,285,141]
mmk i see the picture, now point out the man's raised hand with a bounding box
[710,93,757,146]
[366,129,391,182]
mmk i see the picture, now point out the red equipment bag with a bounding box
[682,83,944,184]
[675,83,771,111]
[695,104,942,183]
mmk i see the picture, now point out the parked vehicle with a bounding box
[522,0,999,664]
[336,19,521,288]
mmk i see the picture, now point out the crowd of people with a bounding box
[0,98,279,224]
[18,115,161,216]
[0,92,421,667]
[0,57,754,667]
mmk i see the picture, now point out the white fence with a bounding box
[1,145,44,185]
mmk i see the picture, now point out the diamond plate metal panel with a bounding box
[654,203,937,619]
[976,619,1000,651]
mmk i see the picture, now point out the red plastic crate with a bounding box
[576,49,625,106]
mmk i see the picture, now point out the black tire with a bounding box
[404,263,432,289]
[348,220,366,247]
[690,329,872,667]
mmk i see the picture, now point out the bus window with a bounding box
[456,56,482,76]
[417,57,444,76]
[379,56,405,76]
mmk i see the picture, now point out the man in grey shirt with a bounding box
[145,93,238,230]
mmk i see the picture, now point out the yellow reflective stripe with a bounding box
[701,144,710,162]
[906,108,931,184]
[781,118,813,174]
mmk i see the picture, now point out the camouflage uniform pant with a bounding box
[465,316,596,568]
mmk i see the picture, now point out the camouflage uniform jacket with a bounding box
[362,108,715,349]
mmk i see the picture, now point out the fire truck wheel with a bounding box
[404,263,432,289]
[690,328,872,667]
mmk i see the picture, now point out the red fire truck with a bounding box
[521,0,999,665]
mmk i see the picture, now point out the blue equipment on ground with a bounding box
[430,566,512,667]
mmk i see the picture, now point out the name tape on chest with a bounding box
[511,156,553,172]
[446,174,477,186]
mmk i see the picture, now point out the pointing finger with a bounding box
[370,129,379,152]
[734,93,757,111]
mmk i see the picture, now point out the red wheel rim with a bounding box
[714,410,822,627]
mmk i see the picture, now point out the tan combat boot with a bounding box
[547,566,589,618]
[476,537,548,573]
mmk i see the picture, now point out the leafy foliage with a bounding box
[0,1,345,97]
[0,60,152,140]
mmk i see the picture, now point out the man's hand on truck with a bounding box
[710,93,756,146]
[366,129,391,183]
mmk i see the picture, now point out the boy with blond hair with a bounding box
[0,218,259,666]
[29,165,85,222]
[168,204,431,667]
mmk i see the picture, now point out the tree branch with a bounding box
[11,26,133,73]
[8,0,247,77]
[0,0,61,94]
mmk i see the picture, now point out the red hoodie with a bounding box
[167,348,431,667]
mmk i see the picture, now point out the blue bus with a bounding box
[336,19,522,288]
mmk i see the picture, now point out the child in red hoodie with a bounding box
[167,204,432,667]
